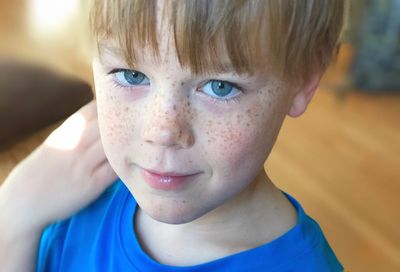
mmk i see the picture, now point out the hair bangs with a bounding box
[90,0,347,83]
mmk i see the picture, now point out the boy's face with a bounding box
[92,27,297,224]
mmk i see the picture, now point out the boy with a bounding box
[0,0,346,271]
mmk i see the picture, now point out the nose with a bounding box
[141,93,194,149]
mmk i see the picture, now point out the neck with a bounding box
[134,170,298,266]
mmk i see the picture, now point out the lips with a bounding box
[140,167,199,191]
[145,169,194,177]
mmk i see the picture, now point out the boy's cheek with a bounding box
[96,104,144,179]
[97,99,141,148]
[201,114,269,171]
[201,93,287,175]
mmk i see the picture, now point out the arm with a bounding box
[0,100,117,271]
[0,200,42,272]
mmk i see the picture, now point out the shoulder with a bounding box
[236,191,344,271]
[278,191,344,271]
[37,178,133,271]
[41,178,129,234]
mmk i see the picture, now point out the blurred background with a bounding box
[0,0,399,271]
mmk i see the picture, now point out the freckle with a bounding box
[246,123,250,127]
[208,139,211,143]
[173,104,176,110]
[181,81,184,86]
[189,160,193,163]
[187,101,190,107]
[246,109,252,114]
[124,107,129,112]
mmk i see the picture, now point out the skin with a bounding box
[92,20,321,266]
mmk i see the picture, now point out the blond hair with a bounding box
[90,0,346,84]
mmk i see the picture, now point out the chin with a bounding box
[140,197,211,225]
[123,178,217,225]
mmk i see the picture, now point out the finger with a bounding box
[78,118,101,150]
[44,104,98,150]
[84,138,108,170]
[90,159,118,194]
[75,99,97,122]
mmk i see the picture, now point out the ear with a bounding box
[288,73,322,118]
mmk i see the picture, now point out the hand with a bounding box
[0,100,118,235]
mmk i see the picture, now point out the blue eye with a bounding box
[113,69,150,86]
[201,80,241,100]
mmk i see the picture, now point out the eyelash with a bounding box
[107,69,124,89]
[107,68,244,105]
[209,96,241,105]
[199,83,242,105]
[109,79,128,90]
[107,68,147,90]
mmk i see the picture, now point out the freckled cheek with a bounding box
[97,103,140,148]
[197,96,226,115]
[202,121,263,172]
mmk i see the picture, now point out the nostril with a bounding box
[183,133,194,148]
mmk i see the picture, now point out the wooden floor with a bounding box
[1,1,399,271]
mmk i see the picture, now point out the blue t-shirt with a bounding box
[37,179,343,272]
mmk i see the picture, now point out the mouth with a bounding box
[140,167,199,191]
[145,168,196,177]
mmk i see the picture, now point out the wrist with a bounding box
[0,199,42,272]
[0,189,46,240]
